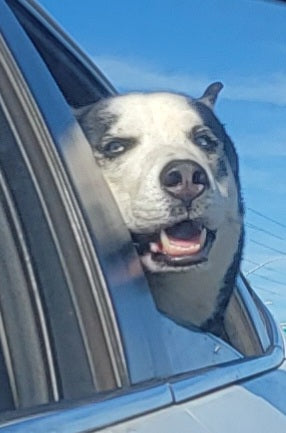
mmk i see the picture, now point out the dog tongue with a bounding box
[150,227,207,257]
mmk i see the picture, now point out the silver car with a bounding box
[0,0,285,432]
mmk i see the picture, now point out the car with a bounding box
[0,0,286,432]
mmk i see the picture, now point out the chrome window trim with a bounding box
[0,384,172,433]
[170,297,284,403]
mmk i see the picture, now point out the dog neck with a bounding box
[146,218,243,332]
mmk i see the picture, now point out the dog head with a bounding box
[76,83,243,274]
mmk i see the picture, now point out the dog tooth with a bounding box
[160,229,171,250]
[200,228,207,247]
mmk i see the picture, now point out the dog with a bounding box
[75,82,244,336]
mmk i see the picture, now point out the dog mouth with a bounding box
[132,220,215,267]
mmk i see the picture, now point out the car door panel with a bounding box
[99,369,286,433]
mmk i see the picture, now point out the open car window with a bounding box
[6,0,116,107]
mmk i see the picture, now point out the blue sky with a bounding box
[39,0,286,322]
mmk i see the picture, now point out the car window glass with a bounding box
[0,47,120,414]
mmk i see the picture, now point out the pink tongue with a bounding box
[154,232,203,257]
[164,236,201,256]
[167,235,201,248]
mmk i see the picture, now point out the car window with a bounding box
[0,9,127,415]
[7,0,273,355]
[1,0,283,423]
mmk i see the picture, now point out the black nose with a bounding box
[160,160,209,204]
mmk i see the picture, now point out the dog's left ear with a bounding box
[198,82,223,109]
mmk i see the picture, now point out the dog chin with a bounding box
[140,253,205,273]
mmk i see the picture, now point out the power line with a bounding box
[249,272,286,286]
[247,207,286,230]
[243,258,259,265]
[243,209,286,288]
[244,257,286,276]
[252,285,284,297]
[245,222,285,241]
[249,239,286,255]
[242,258,286,277]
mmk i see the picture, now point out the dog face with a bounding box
[76,83,243,274]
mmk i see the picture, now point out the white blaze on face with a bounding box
[98,92,231,237]
[112,93,199,133]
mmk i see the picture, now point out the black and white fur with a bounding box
[76,83,244,335]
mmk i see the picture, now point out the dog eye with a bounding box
[104,141,126,156]
[194,134,217,150]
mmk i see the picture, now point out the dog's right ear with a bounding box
[198,82,223,109]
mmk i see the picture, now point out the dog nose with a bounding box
[160,160,209,204]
